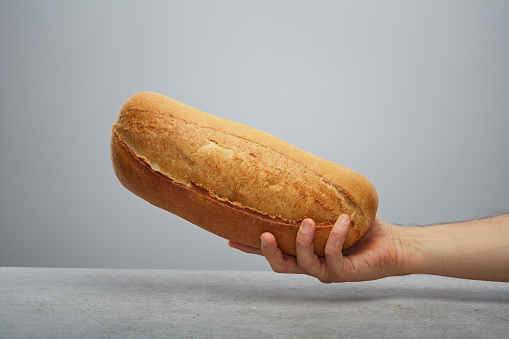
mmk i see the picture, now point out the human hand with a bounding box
[229,214,404,283]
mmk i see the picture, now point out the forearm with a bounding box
[394,214,509,282]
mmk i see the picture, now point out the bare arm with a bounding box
[398,213,509,282]
[229,213,509,283]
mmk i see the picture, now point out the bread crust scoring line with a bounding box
[115,130,336,226]
[118,108,365,225]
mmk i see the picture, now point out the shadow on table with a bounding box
[79,269,509,305]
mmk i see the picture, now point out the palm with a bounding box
[335,216,398,282]
[229,215,399,283]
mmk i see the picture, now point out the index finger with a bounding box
[228,240,263,256]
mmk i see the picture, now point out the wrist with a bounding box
[388,224,428,277]
[390,222,468,278]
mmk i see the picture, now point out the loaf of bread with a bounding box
[110,92,378,256]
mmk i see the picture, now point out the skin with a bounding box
[229,213,509,283]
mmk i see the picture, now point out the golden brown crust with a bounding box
[110,92,378,255]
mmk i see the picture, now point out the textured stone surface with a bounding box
[1,267,508,338]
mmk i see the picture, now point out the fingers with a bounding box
[323,214,350,277]
[260,232,305,274]
[229,233,304,274]
[293,214,351,283]
[228,240,263,256]
[295,219,327,279]
[230,215,352,283]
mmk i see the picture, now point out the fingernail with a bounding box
[340,214,349,224]
[301,220,311,233]
[260,237,267,247]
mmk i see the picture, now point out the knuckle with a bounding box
[273,265,295,274]
[329,269,349,283]
[330,228,346,240]
[297,256,321,277]
[324,247,341,259]
[296,257,310,270]
[295,236,311,249]
[269,259,295,274]
[318,277,332,284]
[271,265,286,274]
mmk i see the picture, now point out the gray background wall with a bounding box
[1,0,508,271]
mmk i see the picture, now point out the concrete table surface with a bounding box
[1,267,508,338]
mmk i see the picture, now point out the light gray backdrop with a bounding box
[1,1,508,271]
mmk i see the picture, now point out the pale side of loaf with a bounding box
[111,92,378,256]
